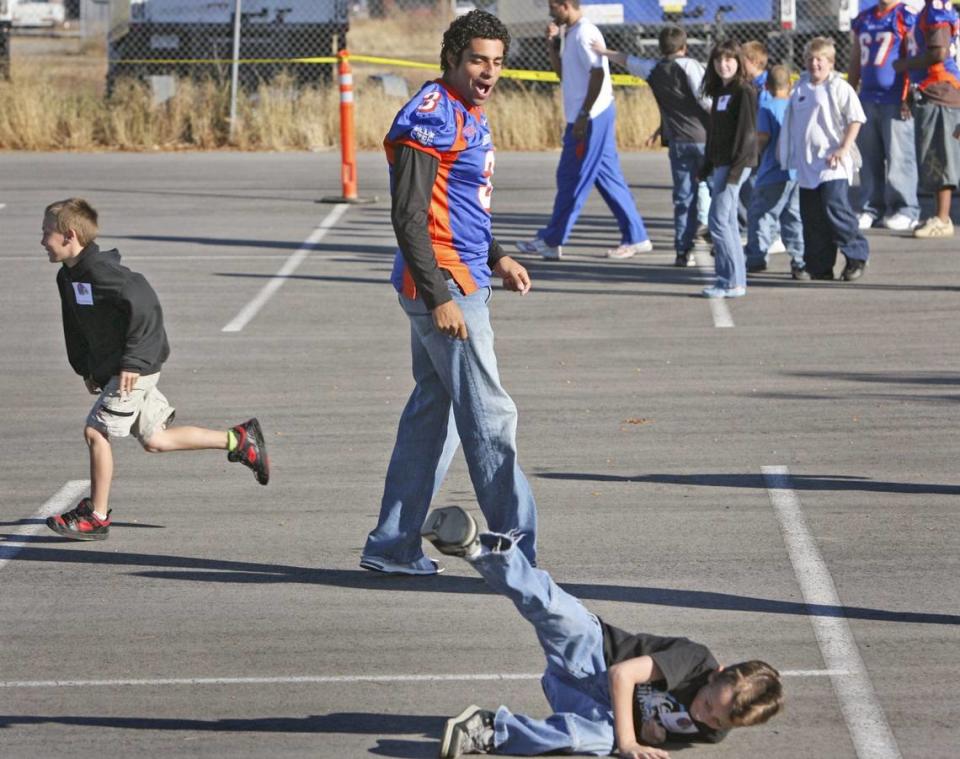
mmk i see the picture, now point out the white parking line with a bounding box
[0,669,841,689]
[763,465,902,759]
[691,249,734,328]
[0,480,90,571]
[222,204,350,333]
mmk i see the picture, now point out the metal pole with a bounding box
[229,0,242,141]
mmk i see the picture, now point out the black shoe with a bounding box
[791,265,811,281]
[809,270,835,280]
[440,705,495,758]
[228,418,270,485]
[747,261,767,273]
[674,251,696,267]
[841,259,866,281]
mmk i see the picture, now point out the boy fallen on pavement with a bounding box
[421,506,784,758]
[43,198,269,541]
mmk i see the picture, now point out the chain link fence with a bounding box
[1,1,942,92]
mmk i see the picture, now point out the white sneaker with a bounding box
[882,213,919,231]
[767,237,786,255]
[702,285,746,298]
[857,212,875,230]
[606,239,653,259]
[359,555,444,575]
[515,237,562,260]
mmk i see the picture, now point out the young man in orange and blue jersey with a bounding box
[849,0,920,231]
[360,10,539,576]
[895,0,960,237]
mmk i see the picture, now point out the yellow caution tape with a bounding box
[112,53,648,87]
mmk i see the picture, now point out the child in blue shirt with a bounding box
[744,65,806,279]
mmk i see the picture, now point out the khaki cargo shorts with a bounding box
[86,372,176,444]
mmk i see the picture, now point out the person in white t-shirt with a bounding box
[515,0,651,261]
[778,37,871,281]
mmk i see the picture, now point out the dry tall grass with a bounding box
[0,19,659,151]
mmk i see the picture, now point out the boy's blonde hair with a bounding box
[715,660,784,727]
[45,198,99,247]
[804,36,837,64]
[742,40,768,68]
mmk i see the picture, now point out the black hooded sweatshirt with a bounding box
[57,243,170,387]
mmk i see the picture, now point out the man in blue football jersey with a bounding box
[849,0,920,231]
[361,10,540,576]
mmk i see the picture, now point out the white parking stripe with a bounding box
[222,204,350,333]
[0,480,90,571]
[763,465,902,759]
[0,669,842,689]
[691,249,734,328]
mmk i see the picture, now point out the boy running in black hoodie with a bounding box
[42,198,269,541]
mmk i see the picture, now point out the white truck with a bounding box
[107,0,349,91]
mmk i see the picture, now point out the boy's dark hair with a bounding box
[715,661,784,727]
[766,64,792,94]
[658,25,687,57]
[702,39,750,98]
[440,10,510,72]
[45,198,98,247]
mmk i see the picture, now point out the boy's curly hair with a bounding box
[440,10,511,72]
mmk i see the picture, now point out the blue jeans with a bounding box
[668,141,709,253]
[363,282,538,567]
[744,180,804,268]
[856,100,919,221]
[469,532,614,756]
[800,180,870,276]
[708,165,751,290]
[539,104,648,247]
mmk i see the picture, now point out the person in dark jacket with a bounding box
[42,198,270,541]
[700,40,759,299]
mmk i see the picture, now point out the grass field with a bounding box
[0,15,659,152]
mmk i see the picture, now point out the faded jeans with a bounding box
[363,281,538,568]
[470,532,615,755]
[708,165,752,290]
[856,100,919,221]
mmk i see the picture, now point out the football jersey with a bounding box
[384,80,496,300]
[909,0,960,95]
[852,3,916,103]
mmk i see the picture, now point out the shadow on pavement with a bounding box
[0,711,441,736]
[4,544,957,626]
[537,471,960,496]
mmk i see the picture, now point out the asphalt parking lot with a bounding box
[1,150,957,758]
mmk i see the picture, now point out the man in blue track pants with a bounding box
[515,0,651,261]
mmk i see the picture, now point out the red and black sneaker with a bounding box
[46,498,111,541]
[228,417,270,485]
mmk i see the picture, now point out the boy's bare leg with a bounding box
[936,188,953,223]
[84,425,113,518]
[143,426,227,453]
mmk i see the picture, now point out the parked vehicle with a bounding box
[107,0,349,92]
